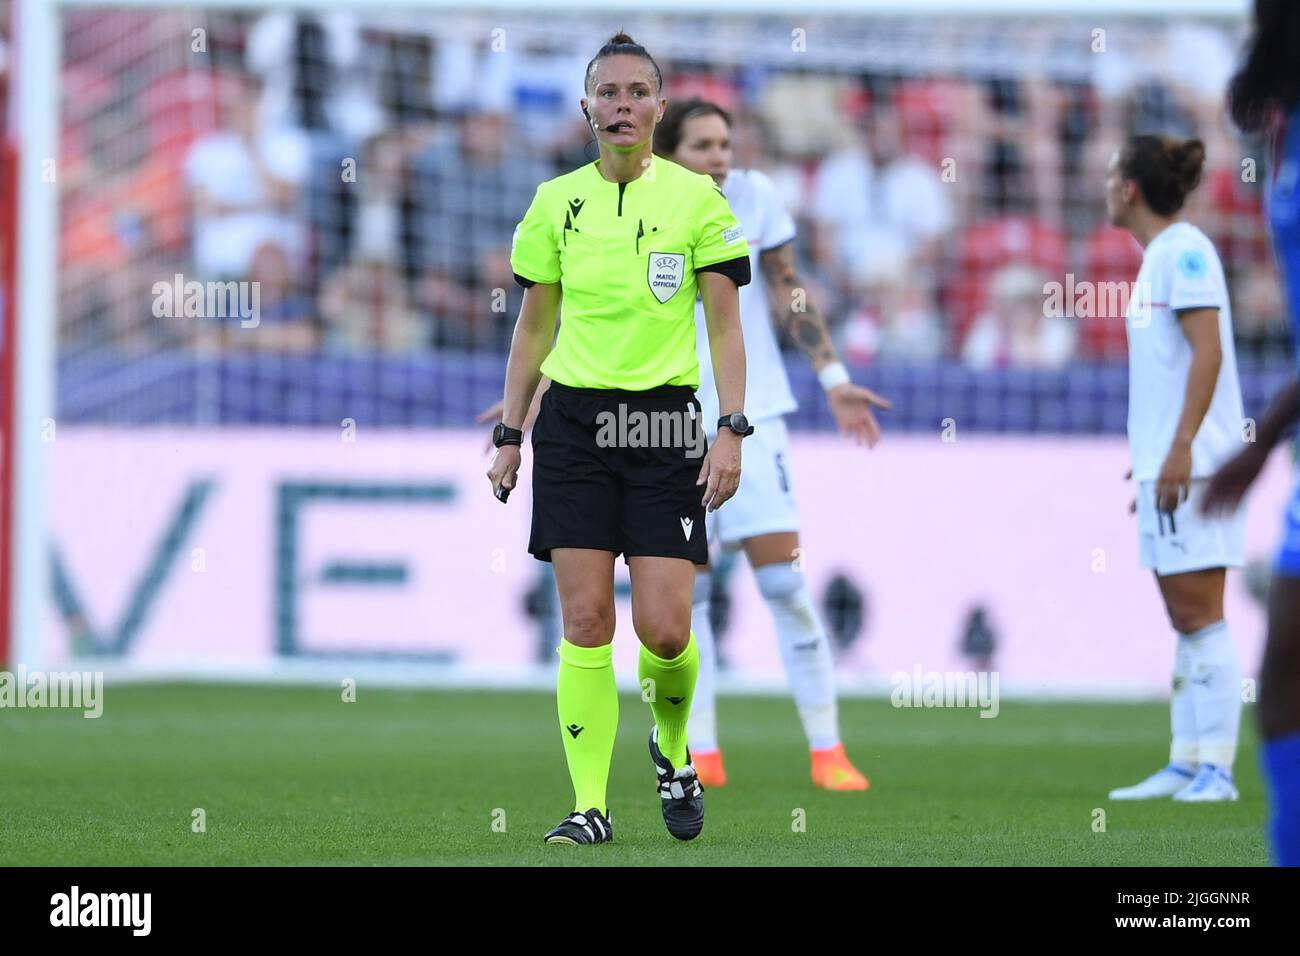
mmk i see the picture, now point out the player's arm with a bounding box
[1202,377,1300,516]
[759,240,891,446]
[1157,307,1223,512]
[760,239,836,370]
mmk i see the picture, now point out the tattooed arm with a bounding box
[759,239,838,372]
[759,240,891,447]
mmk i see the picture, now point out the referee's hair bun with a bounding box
[610,31,637,45]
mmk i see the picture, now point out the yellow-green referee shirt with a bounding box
[510,154,752,391]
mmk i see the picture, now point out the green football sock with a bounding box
[556,638,619,813]
[639,633,699,768]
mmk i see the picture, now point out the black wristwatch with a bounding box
[717,412,754,437]
[492,423,524,447]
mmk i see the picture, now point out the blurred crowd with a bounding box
[39,11,1297,368]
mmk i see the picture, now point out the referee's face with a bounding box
[669,113,732,186]
[583,55,664,148]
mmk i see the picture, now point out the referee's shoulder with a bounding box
[657,155,729,199]
[527,163,589,200]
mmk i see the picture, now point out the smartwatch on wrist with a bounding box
[717,412,754,437]
[492,423,524,447]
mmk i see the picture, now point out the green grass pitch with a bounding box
[0,683,1268,866]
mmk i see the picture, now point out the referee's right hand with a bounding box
[698,431,742,512]
[488,446,522,503]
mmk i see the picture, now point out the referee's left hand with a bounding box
[487,445,521,503]
[698,431,742,512]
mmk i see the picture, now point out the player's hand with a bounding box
[476,400,506,453]
[697,431,741,512]
[1124,467,1136,514]
[1200,443,1267,517]
[487,445,522,503]
[1155,442,1192,514]
[827,383,891,448]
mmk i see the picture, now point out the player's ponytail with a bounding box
[1167,139,1207,198]
[584,31,663,95]
[1118,134,1206,216]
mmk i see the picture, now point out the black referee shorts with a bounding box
[529,381,709,565]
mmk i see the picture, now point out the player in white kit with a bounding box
[1104,135,1247,803]
[654,99,891,790]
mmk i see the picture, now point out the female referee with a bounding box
[1202,0,1300,865]
[1104,135,1248,804]
[654,98,890,791]
[486,33,753,845]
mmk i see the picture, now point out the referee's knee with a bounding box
[635,613,692,660]
[562,607,615,647]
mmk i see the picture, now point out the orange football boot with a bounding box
[692,749,728,788]
[810,743,870,791]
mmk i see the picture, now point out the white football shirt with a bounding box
[1125,221,1244,481]
[694,168,799,428]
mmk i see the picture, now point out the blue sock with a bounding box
[1262,731,1300,867]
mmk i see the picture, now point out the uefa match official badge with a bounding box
[648,252,685,303]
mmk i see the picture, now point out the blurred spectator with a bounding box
[811,97,952,284]
[1093,22,1236,139]
[948,214,1067,342]
[1234,259,1292,362]
[245,12,383,141]
[500,39,593,156]
[963,264,1075,370]
[1202,159,1270,276]
[193,241,318,352]
[1078,223,1143,359]
[320,255,425,352]
[840,234,945,364]
[407,108,553,350]
[184,71,309,281]
[44,10,1290,389]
